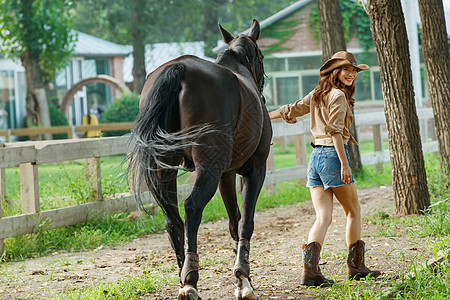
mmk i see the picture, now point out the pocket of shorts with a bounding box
[324,154,341,175]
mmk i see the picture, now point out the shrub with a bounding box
[19,104,69,140]
[49,104,69,139]
[100,93,140,136]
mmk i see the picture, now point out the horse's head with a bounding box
[218,19,265,94]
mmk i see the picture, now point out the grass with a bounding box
[50,267,178,300]
[1,143,449,299]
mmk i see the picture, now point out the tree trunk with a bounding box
[418,0,450,173]
[131,0,146,94]
[317,0,346,61]
[317,0,362,175]
[22,52,52,140]
[367,0,430,215]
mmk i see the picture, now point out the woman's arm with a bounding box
[332,133,352,184]
[269,109,282,120]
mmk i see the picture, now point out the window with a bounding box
[301,74,319,96]
[265,58,286,72]
[354,74,372,101]
[372,71,383,101]
[276,77,299,105]
[288,56,322,71]
[84,58,112,111]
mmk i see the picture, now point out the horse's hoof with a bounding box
[178,285,199,300]
[235,277,257,300]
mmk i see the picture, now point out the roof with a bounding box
[213,0,450,54]
[73,31,133,57]
[123,41,213,83]
[213,0,313,53]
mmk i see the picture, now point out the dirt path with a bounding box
[0,186,435,299]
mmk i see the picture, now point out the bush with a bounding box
[19,104,69,140]
[49,104,69,139]
[100,93,140,136]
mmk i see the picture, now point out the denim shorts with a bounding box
[306,146,355,189]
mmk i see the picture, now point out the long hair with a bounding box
[312,67,356,108]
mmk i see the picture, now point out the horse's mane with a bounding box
[215,35,265,92]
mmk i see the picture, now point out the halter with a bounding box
[245,48,265,95]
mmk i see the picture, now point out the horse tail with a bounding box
[128,63,221,211]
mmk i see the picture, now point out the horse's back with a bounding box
[140,54,267,171]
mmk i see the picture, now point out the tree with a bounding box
[0,0,76,138]
[317,0,363,175]
[74,0,189,94]
[317,0,346,61]
[74,0,299,64]
[418,0,450,173]
[367,0,430,215]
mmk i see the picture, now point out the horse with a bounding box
[128,19,272,300]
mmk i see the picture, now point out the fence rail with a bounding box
[0,122,134,142]
[0,108,437,253]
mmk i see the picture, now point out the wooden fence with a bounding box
[0,108,437,253]
[0,122,134,142]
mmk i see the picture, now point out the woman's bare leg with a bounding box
[331,183,361,246]
[307,187,334,245]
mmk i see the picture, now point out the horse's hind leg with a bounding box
[179,168,222,300]
[146,158,185,271]
[234,163,266,300]
[159,169,185,270]
[219,172,241,251]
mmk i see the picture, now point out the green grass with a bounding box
[0,141,413,261]
[2,144,449,299]
[50,266,178,300]
[2,155,129,216]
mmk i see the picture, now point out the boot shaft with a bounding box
[347,239,365,269]
[301,241,335,287]
[303,241,322,271]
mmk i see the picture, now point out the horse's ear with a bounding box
[248,19,260,42]
[218,23,234,45]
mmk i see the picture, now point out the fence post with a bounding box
[429,119,436,141]
[0,142,4,255]
[279,137,287,153]
[0,192,3,256]
[266,145,276,193]
[0,143,5,203]
[20,162,40,214]
[68,126,73,139]
[373,124,383,172]
[85,157,102,201]
[294,134,307,184]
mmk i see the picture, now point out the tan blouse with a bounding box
[279,88,357,146]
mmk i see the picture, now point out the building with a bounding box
[214,0,450,111]
[123,41,212,83]
[0,31,132,130]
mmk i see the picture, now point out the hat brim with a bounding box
[320,58,369,76]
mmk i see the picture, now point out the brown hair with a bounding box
[312,67,355,108]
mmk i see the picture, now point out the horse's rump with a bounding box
[139,55,265,172]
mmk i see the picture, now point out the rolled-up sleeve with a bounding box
[324,93,346,136]
[279,91,312,123]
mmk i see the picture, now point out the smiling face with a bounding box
[338,65,358,86]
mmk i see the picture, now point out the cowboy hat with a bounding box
[319,51,369,76]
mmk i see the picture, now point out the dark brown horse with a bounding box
[128,19,271,300]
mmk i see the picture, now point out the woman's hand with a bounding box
[331,133,353,184]
[269,109,297,123]
[341,164,353,184]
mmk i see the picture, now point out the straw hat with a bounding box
[319,51,369,76]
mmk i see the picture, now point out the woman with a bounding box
[269,51,381,287]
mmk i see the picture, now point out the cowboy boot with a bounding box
[300,241,334,287]
[347,240,381,280]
